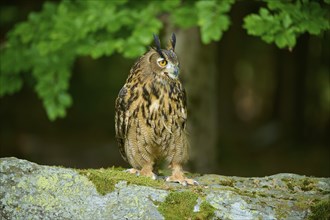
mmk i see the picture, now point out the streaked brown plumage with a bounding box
[115,34,196,185]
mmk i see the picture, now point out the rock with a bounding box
[1,157,329,220]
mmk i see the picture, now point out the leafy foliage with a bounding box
[0,0,167,120]
[0,0,329,120]
[196,0,234,44]
[243,0,330,49]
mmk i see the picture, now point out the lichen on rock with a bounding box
[1,157,329,220]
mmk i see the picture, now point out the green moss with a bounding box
[286,181,294,191]
[321,190,330,195]
[219,178,235,187]
[195,201,216,220]
[219,186,258,199]
[301,179,315,191]
[198,175,235,187]
[158,191,215,220]
[158,191,198,220]
[79,167,165,195]
[308,200,330,220]
[282,177,318,192]
[274,201,290,219]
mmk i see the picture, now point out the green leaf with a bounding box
[282,14,292,28]
[274,30,296,48]
[58,93,72,107]
[196,0,234,44]
[171,4,198,29]
[0,73,23,96]
[244,0,330,49]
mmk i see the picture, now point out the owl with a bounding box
[115,34,196,185]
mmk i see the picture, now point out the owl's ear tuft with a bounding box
[153,34,164,58]
[170,33,176,51]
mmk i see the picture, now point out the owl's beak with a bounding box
[166,64,179,79]
[173,66,179,77]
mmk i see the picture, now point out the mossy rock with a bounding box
[1,157,329,220]
[158,191,215,220]
[79,167,165,195]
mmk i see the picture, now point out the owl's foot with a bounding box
[166,163,199,186]
[126,167,157,180]
[166,176,198,186]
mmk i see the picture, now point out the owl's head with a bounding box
[145,33,179,80]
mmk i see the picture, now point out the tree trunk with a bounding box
[174,29,218,173]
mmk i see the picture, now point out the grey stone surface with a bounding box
[0,157,167,220]
[1,157,329,220]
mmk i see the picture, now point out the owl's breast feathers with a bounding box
[115,69,187,161]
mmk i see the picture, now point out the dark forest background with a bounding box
[0,0,329,177]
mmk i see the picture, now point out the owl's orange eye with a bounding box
[158,59,167,67]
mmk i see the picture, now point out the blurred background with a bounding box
[0,0,329,177]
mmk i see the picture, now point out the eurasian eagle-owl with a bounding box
[115,34,196,185]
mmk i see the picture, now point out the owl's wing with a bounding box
[115,85,129,162]
[179,87,188,130]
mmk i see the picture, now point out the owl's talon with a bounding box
[151,173,158,180]
[125,168,140,176]
[140,171,157,180]
[126,168,158,180]
[165,176,197,186]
